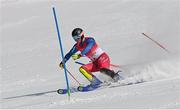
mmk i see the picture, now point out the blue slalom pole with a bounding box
[52,7,70,98]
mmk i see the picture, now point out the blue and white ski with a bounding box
[57,75,145,95]
[57,87,78,94]
[57,82,111,94]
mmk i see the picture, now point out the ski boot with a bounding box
[112,72,121,82]
[78,76,102,91]
[100,68,122,82]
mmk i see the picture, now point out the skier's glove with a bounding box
[59,61,64,69]
[72,54,81,60]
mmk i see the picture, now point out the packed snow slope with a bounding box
[1,0,180,109]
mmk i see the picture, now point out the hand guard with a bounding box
[59,61,64,69]
[72,54,81,60]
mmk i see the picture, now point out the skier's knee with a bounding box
[79,67,93,80]
[79,67,85,73]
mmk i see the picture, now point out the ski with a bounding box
[57,82,111,95]
[57,85,101,94]
[57,77,145,95]
[57,87,79,94]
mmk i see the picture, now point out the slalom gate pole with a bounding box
[52,7,71,98]
[142,33,170,53]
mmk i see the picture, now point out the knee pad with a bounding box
[79,67,93,80]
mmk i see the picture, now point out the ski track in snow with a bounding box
[11,77,179,109]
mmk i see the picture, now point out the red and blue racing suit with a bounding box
[64,37,110,72]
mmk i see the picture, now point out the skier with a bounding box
[59,28,120,89]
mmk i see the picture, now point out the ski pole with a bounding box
[75,61,121,69]
[75,61,85,66]
[52,7,71,98]
[142,33,170,53]
[66,69,82,85]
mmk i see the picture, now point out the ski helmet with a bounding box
[72,28,84,41]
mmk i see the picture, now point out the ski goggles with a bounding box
[72,35,81,41]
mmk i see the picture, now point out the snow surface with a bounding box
[1,0,180,109]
